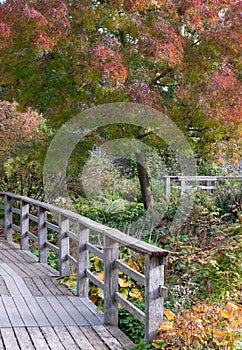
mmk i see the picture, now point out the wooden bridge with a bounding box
[0,192,169,350]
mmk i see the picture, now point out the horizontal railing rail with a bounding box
[162,175,242,201]
[0,192,169,343]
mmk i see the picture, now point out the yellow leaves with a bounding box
[158,321,174,332]
[118,277,132,288]
[164,309,175,321]
[154,301,242,349]
[129,288,142,301]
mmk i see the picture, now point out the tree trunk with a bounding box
[135,152,154,210]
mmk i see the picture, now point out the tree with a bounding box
[0,100,46,195]
[0,0,241,204]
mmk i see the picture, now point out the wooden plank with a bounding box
[0,298,11,327]
[1,296,24,327]
[1,328,19,350]
[0,263,32,297]
[106,326,135,350]
[40,327,66,350]
[92,325,124,350]
[13,295,37,326]
[67,326,96,350]
[53,326,80,350]
[35,297,64,326]
[67,296,102,326]
[32,277,54,295]
[77,223,89,298]
[23,278,42,296]
[45,296,77,326]
[0,266,21,296]
[0,275,10,296]
[80,326,109,350]
[57,296,90,326]
[13,327,35,350]
[0,332,4,350]
[22,296,50,327]
[27,327,50,349]
[80,297,104,323]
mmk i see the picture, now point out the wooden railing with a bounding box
[163,176,242,201]
[0,192,169,343]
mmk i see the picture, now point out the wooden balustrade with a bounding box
[0,192,169,344]
[163,175,242,200]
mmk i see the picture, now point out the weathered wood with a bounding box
[53,326,80,350]
[77,223,89,297]
[20,201,29,250]
[0,298,11,327]
[67,326,96,350]
[67,296,102,326]
[1,328,19,350]
[145,254,165,343]
[4,195,12,243]
[115,292,145,324]
[13,327,35,350]
[59,214,70,276]
[86,242,104,260]
[0,192,169,257]
[103,236,119,327]
[1,296,24,327]
[164,176,171,202]
[115,260,145,286]
[27,326,49,349]
[86,270,105,290]
[40,327,66,350]
[106,326,135,350]
[92,325,124,350]
[38,207,47,263]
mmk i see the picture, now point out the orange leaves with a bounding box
[154,301,242,349]
[92,43,128,86]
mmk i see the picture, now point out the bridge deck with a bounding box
[0,240,134,350]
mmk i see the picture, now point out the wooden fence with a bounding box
[0,192,169,343]
[163,176,242,201]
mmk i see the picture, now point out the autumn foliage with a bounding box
[0,100,44,163]
[154,301,242,349]
[0,0,241,166]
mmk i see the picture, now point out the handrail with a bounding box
[162,175,242,201]
[0,191,169,343]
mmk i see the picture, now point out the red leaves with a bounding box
[24,5,49,26]
[201,66,241,123]
[32,31,55,50]
[0,101,44,162]
[92,43,128,86]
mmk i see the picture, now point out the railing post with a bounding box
[180,179,185,195]
[20,200,29,250]
[164,176,170,202]
[59,214,70,276]
[4,195,12,242]
[103,236,119,326]
[145,254,167,343]
[77,223,89,297]
[38,207,47,263]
